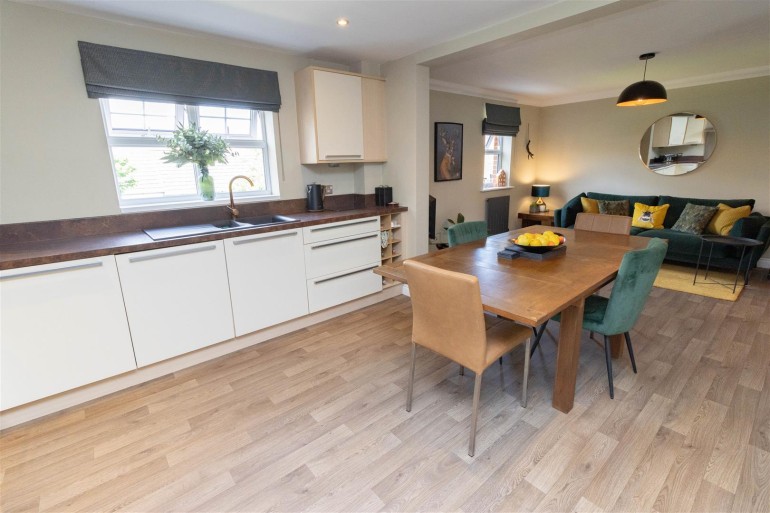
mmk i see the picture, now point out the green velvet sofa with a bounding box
[554,192,770,272]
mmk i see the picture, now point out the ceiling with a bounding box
[30,0,770,106]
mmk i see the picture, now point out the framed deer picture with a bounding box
[434,122,463,182]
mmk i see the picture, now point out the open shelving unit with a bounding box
[379,213,402,289]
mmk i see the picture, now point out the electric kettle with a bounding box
[306,183,326,212]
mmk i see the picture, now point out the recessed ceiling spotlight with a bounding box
[336,18,349,27]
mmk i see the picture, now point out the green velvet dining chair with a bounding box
[447,221,488,247]
[530,238,667,398]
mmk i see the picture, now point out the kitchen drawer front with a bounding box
[302,216,380,244]
[304,231,380,279]
[307,263,382,313]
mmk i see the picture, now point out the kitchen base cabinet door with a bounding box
[116,241,234,367]
[224,229,309,336]
[307,263,382,313]
[0,257,136,410]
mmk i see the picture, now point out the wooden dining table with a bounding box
[374,227,651,413]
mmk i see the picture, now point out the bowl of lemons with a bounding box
[511,230,566,253]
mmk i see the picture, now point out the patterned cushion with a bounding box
[671,203,718,234]
[632,203,669,229]
[706,203,752,235]
[598,199,629,216]
[581,197,600,214]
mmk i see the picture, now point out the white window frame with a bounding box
[482,134,513,191]
[100,99,280,211]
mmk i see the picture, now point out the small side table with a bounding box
[693,235,764,293]
[518,212,555,228]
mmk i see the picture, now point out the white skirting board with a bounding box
[0,286,403,431]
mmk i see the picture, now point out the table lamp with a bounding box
[530,184,550,213]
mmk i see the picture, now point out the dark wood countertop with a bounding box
[0,206,407,271]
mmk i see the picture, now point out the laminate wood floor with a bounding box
[2,274,769,512]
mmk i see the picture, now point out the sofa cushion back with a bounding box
[587,192,659,216]
[658,196,755,228]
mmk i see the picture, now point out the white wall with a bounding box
[0,1,361,223]
[428,91,539,237]
[383,58,430,258]
[537,77,770,214]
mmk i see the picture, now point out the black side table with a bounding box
[693,235,764,293]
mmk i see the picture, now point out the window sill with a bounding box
[480,186,514,192]
[119,194,281,213]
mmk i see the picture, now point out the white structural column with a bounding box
[382,58,430,259]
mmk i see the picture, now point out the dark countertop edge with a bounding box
[0,206,408,271]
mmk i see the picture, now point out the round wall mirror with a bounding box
[639,112,716,176]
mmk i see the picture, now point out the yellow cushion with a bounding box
[707,203,751,235]
[581,197,599,214]
[632,203,669,229]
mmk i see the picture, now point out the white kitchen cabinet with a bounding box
[224,228,308,336]
[0,257,136,410]
[303,216,382,313]
[115,241,234,367]
[295,67,387,164]
[652,115,706,147]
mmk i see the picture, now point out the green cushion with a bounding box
[587,192,659,216]
[671,203,718,234]
[630,227,647,236]
[659,196,754,229]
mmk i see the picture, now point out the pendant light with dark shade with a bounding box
[617,53,667,107]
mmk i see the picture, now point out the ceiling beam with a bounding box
[412,0,658,68]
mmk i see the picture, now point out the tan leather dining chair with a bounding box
[574,212,632,234]
[403,260,532,457]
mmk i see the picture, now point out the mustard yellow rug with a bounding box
[654,263,743,301]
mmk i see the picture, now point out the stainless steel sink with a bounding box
[144,215,298,241]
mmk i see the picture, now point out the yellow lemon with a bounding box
[529,239,542,246]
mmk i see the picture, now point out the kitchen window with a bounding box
[482,135,512,190]
[100,98,280,210]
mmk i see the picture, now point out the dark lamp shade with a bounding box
[531,185,550,198]
[616,80,668,107]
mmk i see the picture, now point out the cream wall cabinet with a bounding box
[115,241,234,367]
[0,257,136,410]
[303,216,382,312]
[295,67,387,164]
[224,228,308,336]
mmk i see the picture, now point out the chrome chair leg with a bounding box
[522,337,531,407]
[604,335,614,399]
[406,343,416,412]
[624,332,637,373]
[469,372,483,457]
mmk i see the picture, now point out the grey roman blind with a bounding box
[78,41,281,111]
[482,103,521,136]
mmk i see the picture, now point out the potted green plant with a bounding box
[158,123,236,201]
